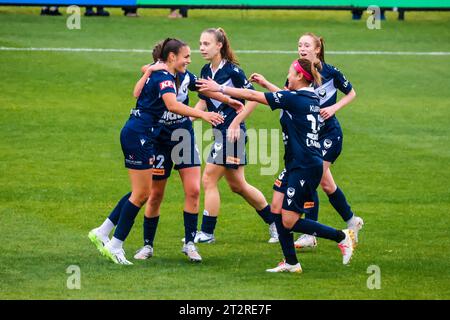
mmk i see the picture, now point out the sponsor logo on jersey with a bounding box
[287,187,295,198]
[153,168,165,176]
[310,105,320,113]
[226,156,240,165]
[159,80,175,90]
[274,179,282,188]
[304,202,315,209]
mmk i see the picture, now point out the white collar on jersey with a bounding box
[209,59,227,79]
[296,86,315,93]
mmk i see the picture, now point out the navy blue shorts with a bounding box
[120,126,155,170]
[281,166,323,215]
[320,131,343,164]
[206,128,247,170]
[152,125,201,180]
[273,168,288,194]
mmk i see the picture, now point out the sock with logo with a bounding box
[328,186,354,222]
[200,210,217,235]
[273,214,298,265]
[184,211,198,244]
[143,215,159,247]
[291,218,345,243]
[256,205,274,225]
[113,200,141,241]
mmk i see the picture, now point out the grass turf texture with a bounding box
[0,7,449,299]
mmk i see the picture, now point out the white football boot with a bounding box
[88,228,110,255]
[182,241,202,262]
[338,229,356,265]
[294,234,317,250]
[181,231,215,244]
[103,242,133,265]
[266,260,302,273]
[268,223,279,243]
[347,216,364,244]
[134,245,154,260]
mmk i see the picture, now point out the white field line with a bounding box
[1,46,450,56]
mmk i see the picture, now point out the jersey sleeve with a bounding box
[332,66,353,94]
[230,66,255,90]
[157,74,177,97]
[186,70,199,92]
[264,91,292,111]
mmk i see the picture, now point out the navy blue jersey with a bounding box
[126,70,177,134]
[159,69,198,132]
[264,88,322,170]
[284,62,352,135]
[198,60,254,131]
[315,63,352,135]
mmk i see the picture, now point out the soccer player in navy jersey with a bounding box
[188,28,274,244]
[88,38,224,265]
[251,32,364,249]
[131,41,243,262]
[197,58,356,272]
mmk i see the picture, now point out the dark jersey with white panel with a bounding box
[198,60,254,131]
[264,87,323,171]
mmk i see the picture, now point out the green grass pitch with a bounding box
[0,7,449,299]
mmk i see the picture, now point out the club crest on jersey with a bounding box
[318,88,326,98]
[159,80,175,90]
[287,187,295,198]
[213,142,223,152]
[324,139,332,149]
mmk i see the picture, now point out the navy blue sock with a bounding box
[143,216,159,247]
[201,214,217,235]
[328,186,354,222]
[256,205,274,225]
[108,192,132,225]
[305,191,319,221]
[273,214,298,265]
[113,200,141,241]
[291,218,345,243]
[184,211,198,244]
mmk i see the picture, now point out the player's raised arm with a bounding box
[197,77,269,106]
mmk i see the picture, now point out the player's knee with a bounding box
[185,185,200,202]
[321,181,336,195]
[229,181,245,194]
[202,174,215,190]
[281,216,295,230]
[132,190,151,206]
[149,189,164,207]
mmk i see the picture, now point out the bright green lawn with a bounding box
[0,7,449,299]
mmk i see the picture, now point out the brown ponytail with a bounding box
[302,32,325,63]
[297,58,322,87]
[152,40,164,63]
[203,27,239,65]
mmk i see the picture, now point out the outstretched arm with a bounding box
[249,73,282,92]
[197,78,268,105]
